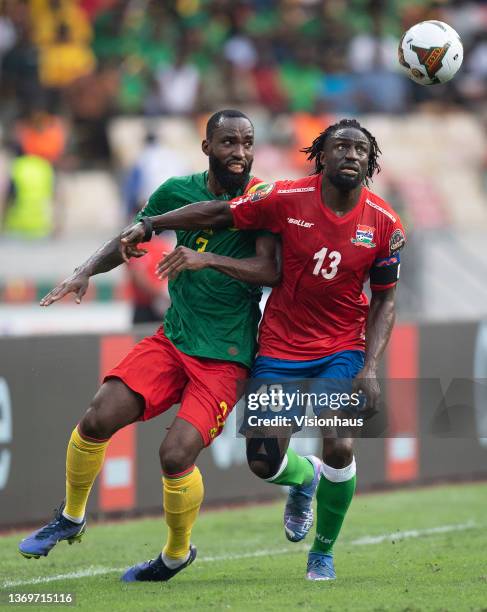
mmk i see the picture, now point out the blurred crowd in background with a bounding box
[2,1,487,117]
[0,0,486,328]
[1,0,486,170]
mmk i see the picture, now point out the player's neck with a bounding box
[206,172,229,196]
[321,179,363,217]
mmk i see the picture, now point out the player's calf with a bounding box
[283,455,322,542]
[322,437,354,468]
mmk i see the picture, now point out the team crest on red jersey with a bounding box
[351,224,376,248]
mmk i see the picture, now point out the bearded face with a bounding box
[204,117,254,196]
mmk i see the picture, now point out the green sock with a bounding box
[311,459,356,555]
[268,448,315,486]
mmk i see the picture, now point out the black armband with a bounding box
[369,254,400,289]
[140,216,153,242]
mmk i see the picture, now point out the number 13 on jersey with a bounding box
[313,246,341,279]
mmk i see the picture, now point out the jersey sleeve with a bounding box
[229,182,283,233]
[134,178,180,225]
[369,216,406,292]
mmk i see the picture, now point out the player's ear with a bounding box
[319,150,326,168]
[202,139,210,157]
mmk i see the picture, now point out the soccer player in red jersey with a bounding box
[121,118,406,581]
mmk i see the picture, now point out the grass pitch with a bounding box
[1,483,486,611]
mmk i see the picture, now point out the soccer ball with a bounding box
[398,20,463,85]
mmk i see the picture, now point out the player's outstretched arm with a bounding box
[152,199,233,231]
[352,286,397,413]
[156,235,281,286]
[40,234,146,307]
[120,200,233,259]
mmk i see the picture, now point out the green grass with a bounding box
[1,483,486,611]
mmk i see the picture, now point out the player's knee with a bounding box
[246,438,283,480]
[80,388,124,440]
[79,404,114,440]
[80,381,143,440]
[323,439,353,468]
[248,459,275,480]
[159,443,194,476]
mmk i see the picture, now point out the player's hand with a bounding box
[156,246,211,280]
[352,370,381,418]
[39,272,90,306]
[120,222,147,263]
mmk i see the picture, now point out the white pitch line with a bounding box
[2,567,122,588]
[1,521,476,589]
[350,521,476,546]
[197,545,307,563]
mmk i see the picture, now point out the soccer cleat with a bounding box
[121,545,197,582]
[18,503,86,559]
[306,552,336,581]
[284,455,322,543]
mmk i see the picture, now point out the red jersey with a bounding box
[230,174,405,361]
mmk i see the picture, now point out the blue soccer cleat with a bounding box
[284,455,322,543]
[121,545,197,582]
[18,503,86,559]
[306,552,336,581]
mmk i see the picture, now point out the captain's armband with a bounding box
[369,254,400,290]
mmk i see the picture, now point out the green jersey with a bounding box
[135,171,263,368]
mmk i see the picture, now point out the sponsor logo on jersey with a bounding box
[277,187,316,194]
[230,183,274,208]
[287,217,315,228]
[389,228,405,254]
[246,182,265,194]
[249,182,274,202]
[351,224,376,248]
[245,182,274,201]
[374,254,399,267]
[365,199,396,222]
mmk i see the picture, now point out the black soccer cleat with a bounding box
[121,545,197,582]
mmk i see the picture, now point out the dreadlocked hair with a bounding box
[301,118,381,187]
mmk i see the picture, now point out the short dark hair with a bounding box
[301,118,381,187]
[206,109,253,139]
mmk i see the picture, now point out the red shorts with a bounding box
[104,327,248,446]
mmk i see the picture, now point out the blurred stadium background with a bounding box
[0,0,486,596]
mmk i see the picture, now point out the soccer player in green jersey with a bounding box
[18,110,280,583]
